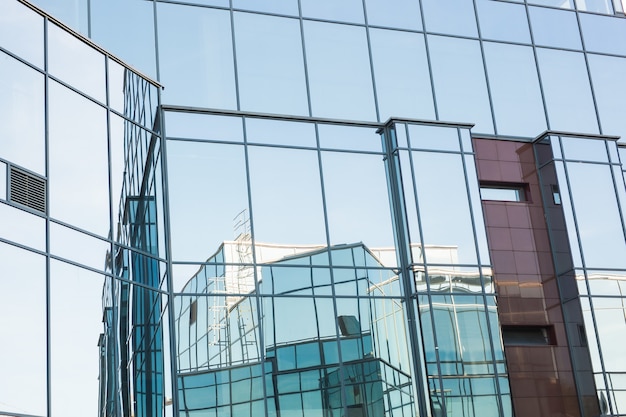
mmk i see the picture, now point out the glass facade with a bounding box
[2,0,626,417]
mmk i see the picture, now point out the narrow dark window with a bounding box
[189,300,197,325]
[551,184,562,205]
[502,325,555,346]
[480,182,527,202]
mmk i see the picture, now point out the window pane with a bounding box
[29,0,89,33]
[588,54,626,141]
[233,0,299,15]
[428,35,494,134]
[321,151,395,255]
[157,3,236,109]
[580,13,626,56]
[0,51,45,175]
[248,146,326,248]
[422,0,478,37]
[566,162,626,269]
[301,0,364,24]
[304,21,376,121]
[529,6,581,50]
[245,118,317,148]
[167,140,249,262]
[50,260,106,417]
[165,112,243,142]
[234,13,308,115]
[48,23,106,102]
[48,81,110,236]
[0,200,46,251]
[476,0,530,44]
[537,48,598,133]
[480,186,525,202]
[0,243,47,416]
[364,0,422,30]
[483,42,546,137]
[370,29,435,121]
[0,0,44,67]
[411,152,478,265]
[91,0,157,78]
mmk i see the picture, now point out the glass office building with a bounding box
[2,0,626,416]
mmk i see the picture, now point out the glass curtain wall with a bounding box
[535,134,626,416]
[0,2,168,417]
[382,121,512,417]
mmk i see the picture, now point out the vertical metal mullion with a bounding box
[42,13,53,417]
[417,0,440,120]
[382,123,430,417]
[524,1,552,131]
[472,0,499,136]
[361,0,381,123]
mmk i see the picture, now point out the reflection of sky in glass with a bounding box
[0,242,47,416]
[565,162,626,269]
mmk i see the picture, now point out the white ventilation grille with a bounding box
[9,166,47,213]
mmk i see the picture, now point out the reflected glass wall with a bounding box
[535,134,626,415]
[0,2,167,417]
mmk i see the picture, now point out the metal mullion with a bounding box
[382,123,430,417]
[472,0,499,136]
[361,0,381,123]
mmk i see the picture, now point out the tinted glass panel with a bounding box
[167,140,249,262]
[566,162,626,269]
[157,3,236,109]
[421,0,478,37]
[588,54,626,141]
[304,21,376,121]
[234,13,308,115]
[321,151,395,255]
[483,42,546,137]
[48,81,110,236]
[0,243,47,416]
[233,0,298,15]
[537,48,598,133]
[0,51,45,175]
[48,23,106,102]
[529,6,581,49]
[50,260,106,417]
[364,0,422,30]
[370,29,434,121]
[247,146,326,248]
[428,35,493,134]
[91,0,157,78]
[300,0,365,24]
[476,0,530,43]
[0,0,44,66]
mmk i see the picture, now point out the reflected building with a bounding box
[3,0,626,417]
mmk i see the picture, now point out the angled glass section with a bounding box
[534,133,626,416]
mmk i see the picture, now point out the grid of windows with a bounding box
[3,1,626,417]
